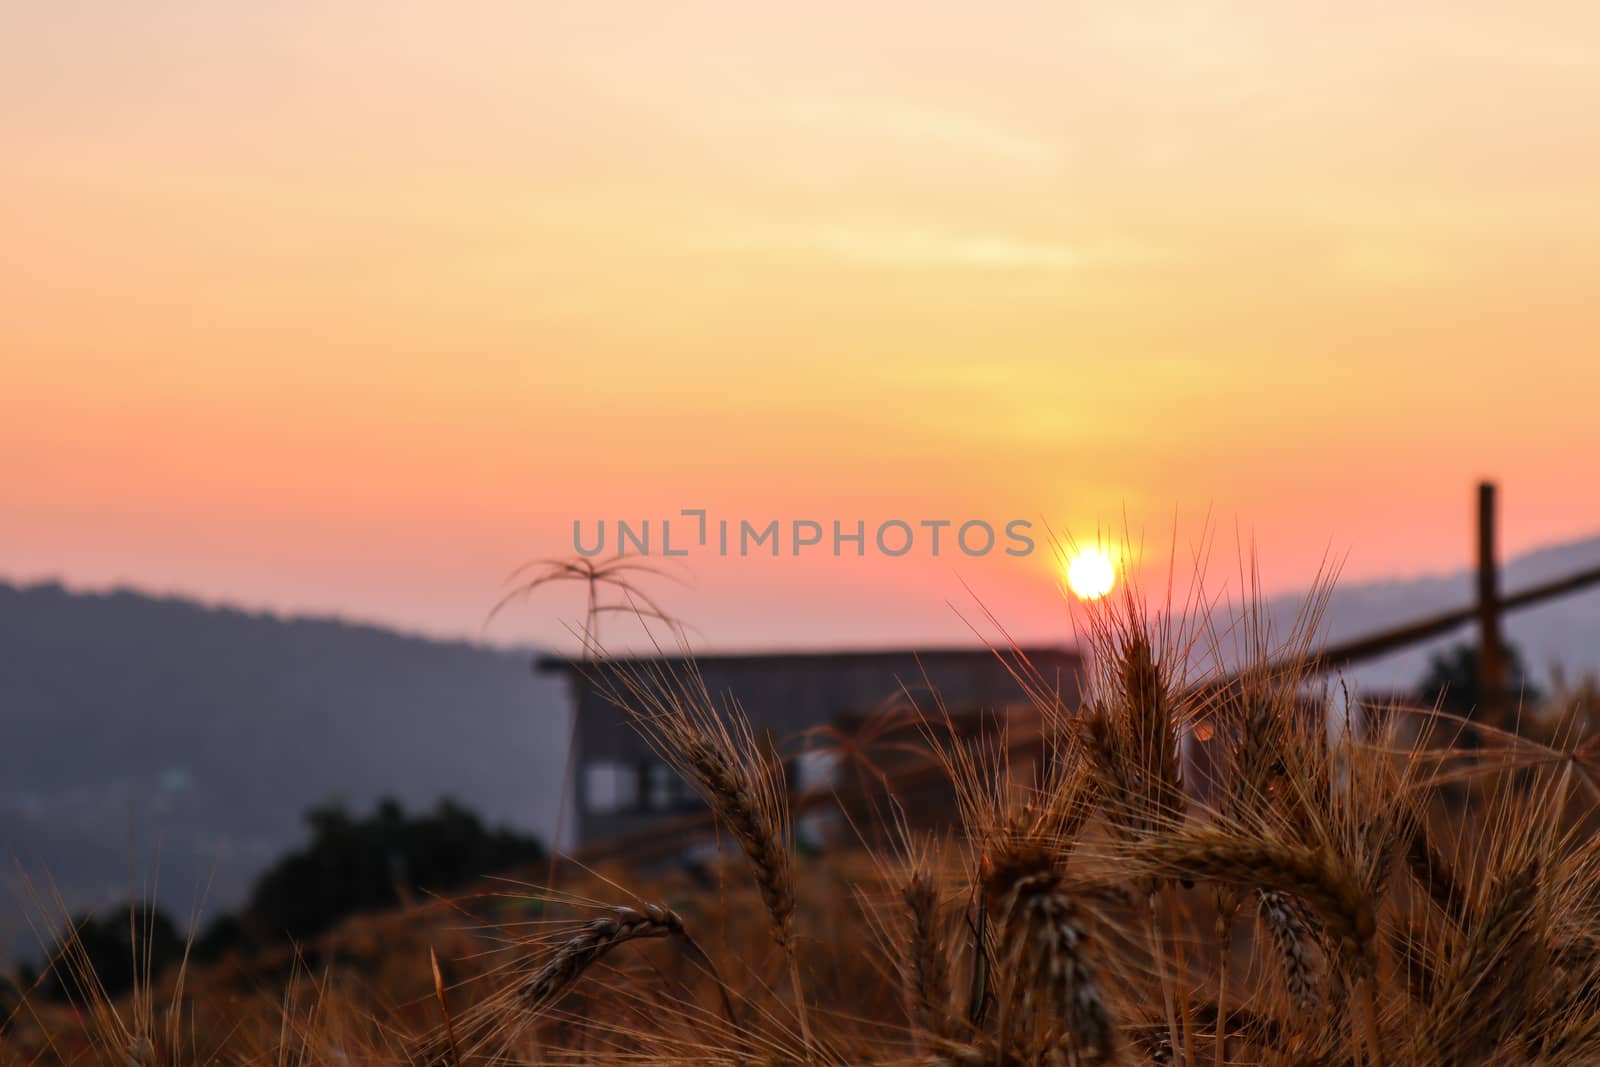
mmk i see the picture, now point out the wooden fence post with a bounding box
[1476,481,1507,728]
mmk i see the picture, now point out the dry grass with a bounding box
[11,579,1600,1067]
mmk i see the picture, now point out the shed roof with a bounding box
[534,644,1080,674]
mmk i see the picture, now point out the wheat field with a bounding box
[10,581,1600,1067]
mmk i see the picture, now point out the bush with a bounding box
[221,796,546,950]
[1418,640,1542,715]
[35,903,184,1001]
[26,797,546,998]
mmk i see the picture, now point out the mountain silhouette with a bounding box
[0,581,568,940]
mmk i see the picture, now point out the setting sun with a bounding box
[1066,548,1116,601]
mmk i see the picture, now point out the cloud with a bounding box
[778,96,1061,167]
[694,221,1164,271]
[1333,242,1449,285]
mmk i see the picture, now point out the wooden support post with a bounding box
[1476,481,1506,728]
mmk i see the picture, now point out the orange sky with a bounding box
[4,3,1600,651]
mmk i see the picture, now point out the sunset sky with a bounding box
[5,3,1600,651]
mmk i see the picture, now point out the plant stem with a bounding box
[1215,914,1231,1067]
[788,949,815,1061]
[1149,888,1182,1065]
[1355,975,1385,1067]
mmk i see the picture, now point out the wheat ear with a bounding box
[1419,863,1542,1065]
[1144,828,1377,978]
[605,662,813,1052]
[681,734,796,946]
[983,842,1116,1064]
[1257,888,1320,1011]
[903,868,952,1044]
[1404,825,1469,926]
[519,904,688,1014]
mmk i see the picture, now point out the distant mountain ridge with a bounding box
[0,581,569,937]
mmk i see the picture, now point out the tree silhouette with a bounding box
[33,902,184,1002]
[1417,640,1542,716]
[234,797,545,947]
[25,798,547,1001]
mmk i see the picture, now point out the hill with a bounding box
[0,582,568,939]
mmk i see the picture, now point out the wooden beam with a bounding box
[1297,561,1600,675]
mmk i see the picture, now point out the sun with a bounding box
[1065,547,1116,600]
